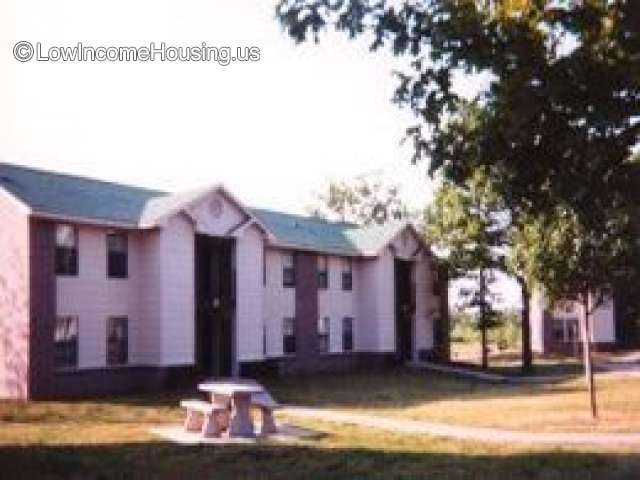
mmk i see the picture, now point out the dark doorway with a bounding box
[395,259,414,363]
[195,235,235,377]
[614,289,640,348]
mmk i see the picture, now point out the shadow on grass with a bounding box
[65,367,586,412]
[258,368,584,410]
[0,367,591,424]
[0,441,638,480]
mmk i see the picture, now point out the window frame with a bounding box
[342,317,354,352]
[55,224,78,277]
[282,252,296,288]
[341,258,353,291]
[107,231,128,279]
[282,317,296,355]
[318,316,330,353]
[317,255,329,289]
[54,315,79,370]
[106,316,128,366]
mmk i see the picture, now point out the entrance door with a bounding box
[195,235,234,377]
[395,259,414,363]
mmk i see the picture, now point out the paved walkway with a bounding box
[282,406,640,447]
[414,360,640,383]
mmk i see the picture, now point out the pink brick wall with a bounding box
[0,192,30,399]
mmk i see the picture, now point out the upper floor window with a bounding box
[342,317,354,352]
[107,316,128,365]
[55,224,78,276]
[282,252,296,288]
[318,316,330,353]
[54,316,78,369]
[283,317,296,354]
[107,232,128,278]
[318,255,329,289]
[342,258,353,291]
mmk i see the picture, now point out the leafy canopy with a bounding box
[277,1,640,223]
[309,177,409,225]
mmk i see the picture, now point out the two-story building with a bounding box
[0,163,448,399]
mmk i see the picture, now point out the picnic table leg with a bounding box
[260,407,277,435]
[184,410,201,432]
[228,392,255,437]
[201,411,221,438]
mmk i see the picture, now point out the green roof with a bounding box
[0,163,415,256]
[0,163,165,226]
[250,208,408,255]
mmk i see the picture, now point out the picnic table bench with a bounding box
[180,399,229,437]
[251,392,280,435]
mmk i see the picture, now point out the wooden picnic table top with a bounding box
[197,379,265,396]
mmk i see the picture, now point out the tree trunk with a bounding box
[517,276,533,374]
[480,269,489,370]
[581,296,598,419]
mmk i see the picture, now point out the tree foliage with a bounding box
[425,168,506,276]
[277,0,640,224]
[309,177,409,225]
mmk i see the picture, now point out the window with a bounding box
[282,252,296,288]
[107,232,128,278]
[551,317,580,344]
[342,317,354,352]
[341,258,353,291]
[318,256,329,289]
[318,316,330,353]
[54,316,78,369]
[262,246,267,286]
[106,317,128,365]
[263,324,267,356]
[432,267,442,295]
[566,318,579,342]
[55,224,78,276]
[283,317,296,354]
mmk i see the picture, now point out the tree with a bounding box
[309,176,409,225]
[278,0,640,408]
[513,205,640,418]
[456,269,503,369]
[426,167,534,372]
[277,1,640,226]
[426,169,507,370]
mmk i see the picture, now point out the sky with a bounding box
[2,0,435,213]
[1,0,521,308]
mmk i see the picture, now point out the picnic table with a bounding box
[197,379,265,437]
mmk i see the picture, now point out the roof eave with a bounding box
[31,210,146,230]
[265,239,371,258]
[0,186,32,215]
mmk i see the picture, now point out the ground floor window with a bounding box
[283,317,296,355]
[318,316,330,353]
[107,317,128,365]
[54,316,78,369]
[551,317,580,343]
[342,317,354,352]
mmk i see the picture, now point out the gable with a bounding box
[182,190,249,237]
[389,226,427,260]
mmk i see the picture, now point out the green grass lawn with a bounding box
[267,368,640,433]
[1,369,640,479]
